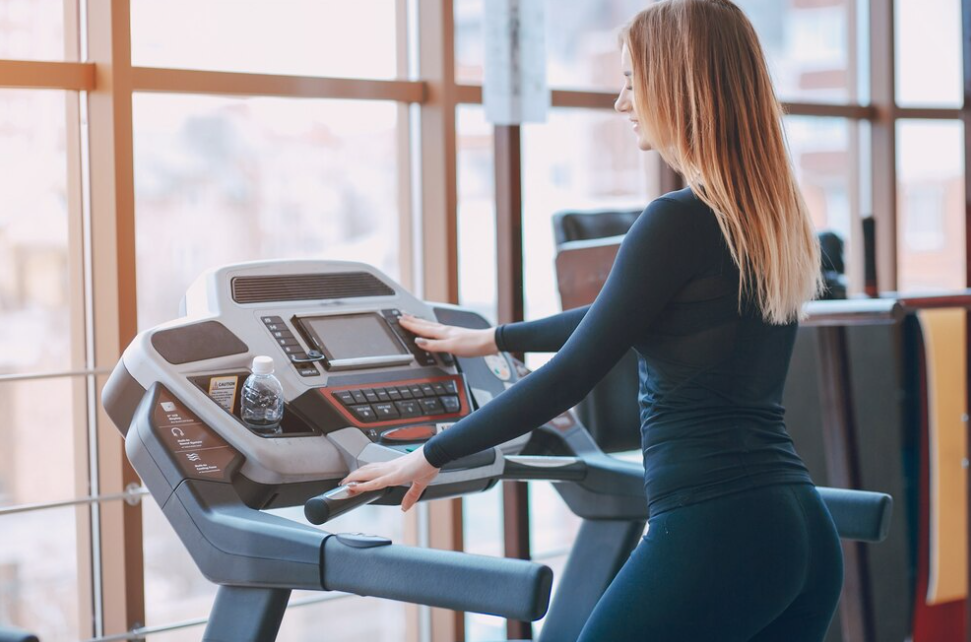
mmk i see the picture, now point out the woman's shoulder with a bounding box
[631,187,719,237]
[651,186,713,215]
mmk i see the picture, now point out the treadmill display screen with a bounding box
[299,313,407,361]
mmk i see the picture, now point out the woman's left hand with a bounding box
[340,447,441,512]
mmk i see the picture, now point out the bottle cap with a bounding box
[251,356,275,375]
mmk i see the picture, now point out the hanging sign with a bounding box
[483,0,549,125]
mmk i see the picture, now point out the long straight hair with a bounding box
[623,0,822,324]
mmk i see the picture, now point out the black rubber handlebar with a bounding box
[305,486,388,525]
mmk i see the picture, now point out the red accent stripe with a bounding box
[317,374,471,429]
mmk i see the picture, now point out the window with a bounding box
[902,187,945,252]
[133,94,402,331]
[455,0,648,90]
[0,0,64,60]
[134,93,407,639]
[719,0,859,102]
[0,90,71,376]
[0,88,80,641]
[521,108,659,369]
[1,2,968,639]
[0,506,80,641]
[894,0,962,108]
[457,105,498,324]
[784,116,863,287]
[896,120,965,292]
[130,0,398,79]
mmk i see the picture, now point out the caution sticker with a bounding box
[207,376,239,413]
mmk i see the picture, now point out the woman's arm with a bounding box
[343,197,712,500]
[422,198,709,468]
[398,305,591,358]
[495,305,591,353]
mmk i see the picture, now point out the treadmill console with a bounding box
[106,260,530,498]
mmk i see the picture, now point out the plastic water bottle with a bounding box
[240,356,284,435]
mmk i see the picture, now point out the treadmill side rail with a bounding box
[128,383,329,590]
[103,358,147,437]
[322,536,554,622]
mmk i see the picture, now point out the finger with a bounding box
[401,481,428,512]
[346,476,393,494]
[398,314,436,328]
[402,324,449,343]
[400,313,437,326]
[341,465,386,486]
[414,337,450,353]
[341,470,373,486]
[342,481,373,495]
[399,316,449,339]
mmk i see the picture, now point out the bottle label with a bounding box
[207,375,239,413]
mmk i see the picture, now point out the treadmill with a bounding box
[102,259,892,642]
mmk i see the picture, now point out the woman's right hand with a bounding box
[398,314,498,357]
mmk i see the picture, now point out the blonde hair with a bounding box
[623,0,822,324]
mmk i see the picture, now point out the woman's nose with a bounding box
[615,90,630,114]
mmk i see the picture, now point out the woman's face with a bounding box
[615,44,652,151]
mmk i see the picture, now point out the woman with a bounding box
[343,1,843,639]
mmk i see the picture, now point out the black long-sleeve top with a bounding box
[422,188,812,516]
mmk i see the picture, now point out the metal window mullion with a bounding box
[64,0,99,637]
[0,486,147,518]
[78,0,105,627]
[869,0,897,291]
[0,368,111,384]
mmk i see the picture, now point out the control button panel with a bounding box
[381,309,439,367]
[261,315,319,377]
[319,375,468,434]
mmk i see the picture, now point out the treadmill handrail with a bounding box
[322,535,553,622]
[499,455,893,542]
[305,486,388,525]
[816,486,893,543]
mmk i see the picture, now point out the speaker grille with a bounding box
[231,272,394,304]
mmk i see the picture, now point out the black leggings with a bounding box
[576,484,843,642]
